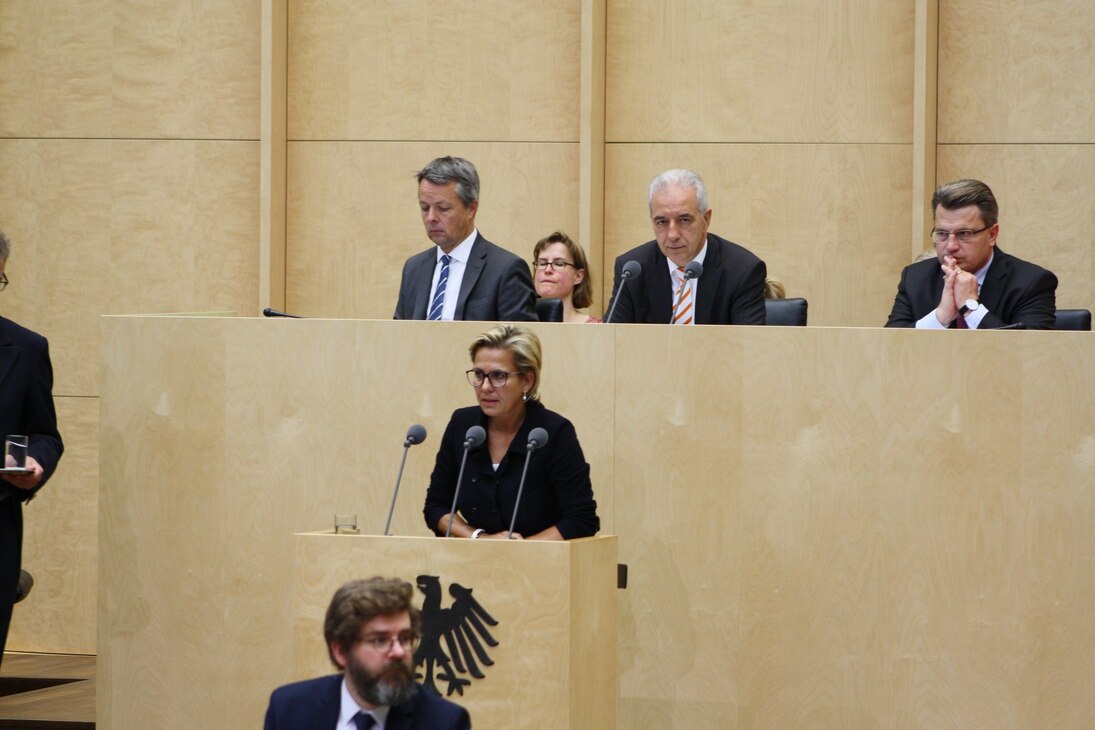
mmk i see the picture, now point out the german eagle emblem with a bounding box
[413,575,499,697]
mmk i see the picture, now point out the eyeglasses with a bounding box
[0,273,7,291]
[930,225,990,244]
[532,259,578,271]
[360,632,419,653]
[466,368,522,388]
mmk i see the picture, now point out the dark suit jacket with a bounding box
[885,249,1057,329]
[0,316,64,658]
[263,674,470,730]
[394,233,536,321]
[606,234,767,324]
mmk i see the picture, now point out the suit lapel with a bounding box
[411,252,438,319]
[455,235,487,320]
[647,247,674,324]
[693,236,719,325]
[0,320,16,386]
[978,250,1009,314]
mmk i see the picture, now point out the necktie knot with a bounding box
[353,711,376,730]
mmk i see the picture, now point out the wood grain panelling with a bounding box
[288,0,580,142]
[606,0,915,143]
[7,397,98,654]
[938,144,1095,312]
[0,139,260,396]
[286,142,581,318]
[939,1,1095,143]
[0,0,260,139]
[604,144,912,326]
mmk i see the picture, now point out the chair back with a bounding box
[536,297,564,322]
[764,297,808,326]
[1054,308,1092,331]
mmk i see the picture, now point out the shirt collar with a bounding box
[665,237,709,276]
[438,229,478,265]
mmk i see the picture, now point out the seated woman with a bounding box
[423,323,599,540]
[531,231,602,323]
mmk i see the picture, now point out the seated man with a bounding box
[886,179,1057,329]
[606,169,767,325]
[264,577,470,730]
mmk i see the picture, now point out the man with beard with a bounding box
[264,577,470,729]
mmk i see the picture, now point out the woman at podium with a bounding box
[423,323,599,540]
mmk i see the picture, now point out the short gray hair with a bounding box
[648,169,709,213]
[416,156,480,208]
[0,230,10,262]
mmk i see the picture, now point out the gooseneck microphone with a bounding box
[683,259,703,282]
[605,260,642,324]
[446,425,487,537]
[383,424,428,536]
[262,307,304,318]
[507,427,549,540]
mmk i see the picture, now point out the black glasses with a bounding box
[0,273,7,291]
[532,259,578,271]
[930,225,990,244]
[466,368,521,388]
[360,632,419,653]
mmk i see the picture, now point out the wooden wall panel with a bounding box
[603,144,912,327]
[937,144,1095,312]
[288,0,580,142]
[0,0,260,139]
[605,0,914,143]
[0,139,260,396]
[285,142,582,319]
[7,397,99,654]
[938,1,1095,143]
[614,326,1095,728]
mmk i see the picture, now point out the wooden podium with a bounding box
[291,533,618,730]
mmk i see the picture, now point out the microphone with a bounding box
[605,260,641,324]
[507,427,549,540]
[383,424,428,536]
[683,260,703,281]
[262,307,303,318]
[446,425,486,537]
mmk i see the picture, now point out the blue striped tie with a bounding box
[428,254,451,321]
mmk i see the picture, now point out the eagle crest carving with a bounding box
[413,574,500,697]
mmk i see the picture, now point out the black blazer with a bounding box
[393,233,536,321]
[1,316,64,656]
[263,675,470,730]
[607,234,767,324]
[885,249,1057,329]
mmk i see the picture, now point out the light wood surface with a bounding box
[261,0,288,311]
[100,317,1095,728]
[938,1,1095,143]
[0,0,260,139]
[603,144,912,326]
[605,1,914,143]
[937,144,1095,312]
[287,0,580,142]
[293,534,617,730]
[285,142,580,319]
[911,0,939,259]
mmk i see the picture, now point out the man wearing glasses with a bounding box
[264,577,470,730]
[886,179,1057,329]
[1,230,64,666]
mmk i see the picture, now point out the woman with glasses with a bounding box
[531,231,602,323]
[423,323,599,540]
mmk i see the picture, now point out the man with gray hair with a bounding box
[394,156,536,321]
[607,169,767,325]
[885,178,1057,329]
[1,229,64,665]
[264,576,470,729]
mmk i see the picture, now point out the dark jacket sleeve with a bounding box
[885,265,918,327]
[493,255,537,322]
[980,266,1057,330]
[606,254,638,324]
[543,417,599,539]
[727,254,767,325]
[423,411,465,534]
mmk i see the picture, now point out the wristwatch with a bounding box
[959,299,980,316]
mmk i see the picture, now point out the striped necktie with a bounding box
[428,254,451,321]
[671,266,693,325]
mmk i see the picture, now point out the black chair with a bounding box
[764,297,808,326]
[1054,308,1091,331]
[536,297,564,322]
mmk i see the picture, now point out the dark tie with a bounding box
[428,254,451,320]
[353,711,376,730]
[955,314,968,329]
